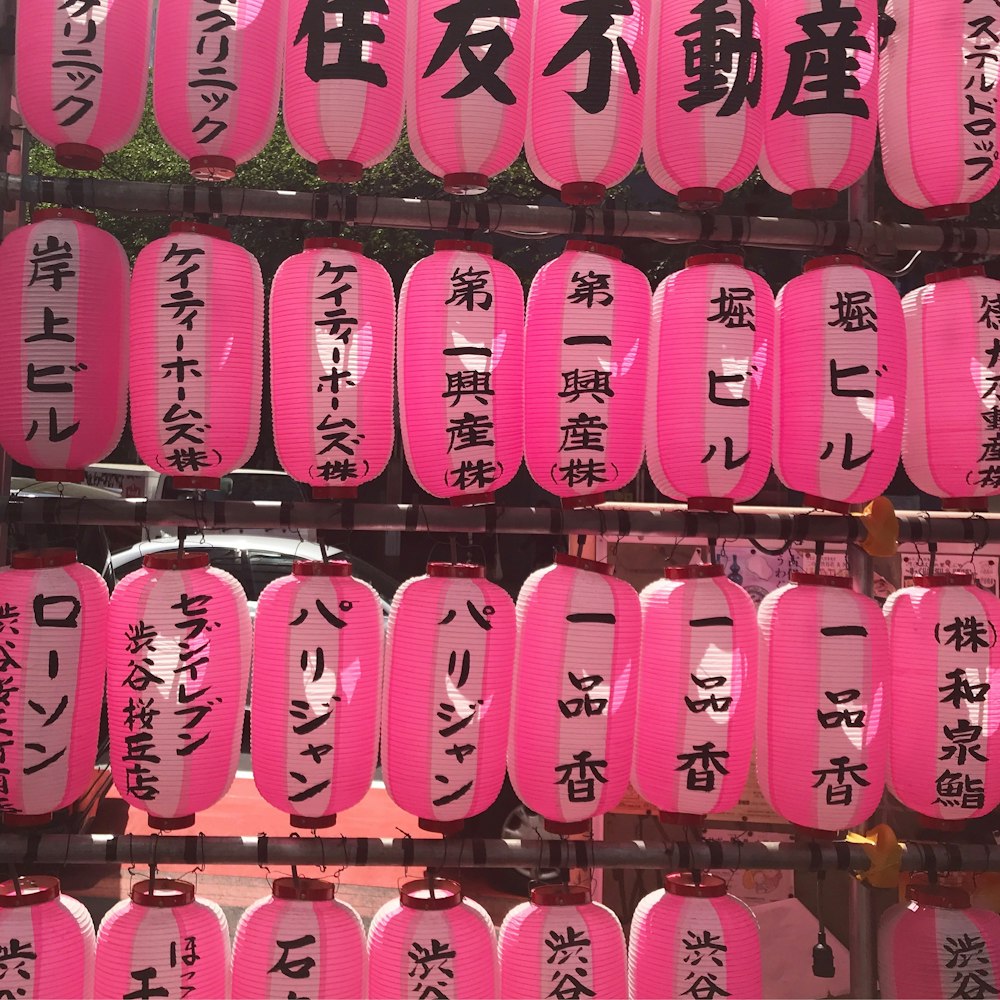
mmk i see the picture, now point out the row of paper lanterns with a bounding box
[18,0,1000,218]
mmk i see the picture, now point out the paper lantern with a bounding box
[397,240,524,504]
[498,884,626,1000]
[130,222,263,490]
[0,208,128,482]
[153,0,284,181]
[634,565,757,823]
[270,238,395,498]
[509,554,639,833]
[880,1,1000,219]
[252,560,382,828]
[106,551,251,830]
[96,879,230,1000]
[757,573,888,834]
[759,0,878,208]
[232,877,367,1000]
[527,0,647,204]
[643,0,763,210]
[283,0,405,183]
[368,878,498,1000]
[383,563,515,833]
[407,0,532,195]
[774,254,906,511]
[629,873,763,1000]
[16,0,153,170]
[646,253,774,508]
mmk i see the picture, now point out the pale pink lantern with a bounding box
[233,878,367,1000]
[884,574,1000,826]
[106,552,251,830]
[509,554,640,834]
[368,877,498,1000]
[0,208,128,482]
[880,1,1000,219]
[644,1,763,210]
[270,238,395,499]
[634,565,757,824]
[96,879,230,1000]
[629,873,763,1000]
[527,0,647,204]
[524,241,649,507]
[383,563,515,833]
[284,0,405,183]
[499,884,626,1000]
[757,573,889,834]
[130,222,263,490]
[397,240,524,505]
[647,254,774,509]
[774,254,906,512]
[252,560,382,829]
[153,0,285,181]
[760,0,878,208]
[16,0,153,170]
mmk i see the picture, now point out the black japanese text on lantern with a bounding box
[127,935,201,1000]
[545,925,594,1000]
[975,293,1000,491]
[190,0,237,146]
[680,928,730,1000]
[54,0,105,129]
[964,5,999,184]
[295,0,390,86]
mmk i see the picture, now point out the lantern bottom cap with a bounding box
[792,824,841,841]
[791,188,839,210]
[54,143,103,170]
[444,172,489,196]
[312,486,358,500]
[916,815,968,833]
[147,813,196,831]
[32,468,84,484]
[449,491,495,507]
[561,182,606,206]
[802,494,852,515]
[924,203,971,220]
[1,812,53,828]
[172,476,221,491]
[678,187,724,211]
[290,813,337,830]
[317,159,364,184]
[544,818,591,835]
[658,811,706,828]
[561,492,606,510]
[687,496,735,513]
[941,497,990,513]
[418,817,465,836]
[189,155,236,182]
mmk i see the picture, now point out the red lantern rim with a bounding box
[169,220,232,241]
[905,882,970,910]
[400,878,463,910]
[912,573,975,588]
[565,240,624,260]
[665,872,727,898]
[554,552,612,576]
[293,559,353,577]
[31,206,96,226]
[11,548,77,569]
[0,876,60,908]
[143,552,211,570]
[665,564,724,580]
[803,254,864,272]
[685,253,744,268]
[530,884,592,907]
[304,237,363,254]
[131,879,196,907]
[926,265,987,283]
[272,877,335,901]
[426,562,485,578]
[790,572,852,589]
[434,239,492,256]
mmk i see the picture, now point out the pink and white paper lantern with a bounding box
[757,573,889,834]
[774,254,906,511]
[252,560,383,828]
[524,241,649,507]
[106,552,251,830]
[0,208,128,482]
[270,238,395,499]
[407,0,532,195]
[647,253,774,507]
[153,0,285,181]
[398,240,524,504]
[16,0,153,170]
[284,0,405,183]
[527,0,647,204]
[130,222,263,491]
[383,563,515,833]
[509,554,639,833]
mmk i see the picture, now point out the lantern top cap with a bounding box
[565,240,623,260]
[131,879,195,908]
[530,884,591,907]
[791,572,852,589]
[804,254,865,272]
[927,265,987,284]
[426,562,485,579]
[912,573,975,588]
[665,872,728,898]
[143,552,211,571]
[31,207,96,227]
[686,253,744,268]
[304,237,363,254]
[554,552,612,576]
[400,878,462,910]
[0,876,60,908]
[434,239,492,256]
[906,882,970,910]
[294,559,353,578]
[169,220,232,242]
[272,877,335,901]
[665,564,724,581]
[11,548,77,570]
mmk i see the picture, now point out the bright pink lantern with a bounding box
[634,565,757,823]
[647,253,774,508]
[369,878,498,1000]
[884,574,1000,824]
[284,0,405,183]
[880,1,1000,219]
[757,573,888,834]
[527,0,647,205]
[383,563,515,833]
[0,208,128,482]
[397,240,524,505]
[130,222,263,490]
[233,878,367,1000]
[408,0,532,195]
[16,0,153,170]
[509,554,639,834]
[252,560,382,829]
[270,238,395,499]
[643,1,763,210]
[774,254,906,511]
[106,552,251,830]
[629,873,763,1000]
[499,884,627,1000]
[96,879,230,1000]
[760,0,878,208]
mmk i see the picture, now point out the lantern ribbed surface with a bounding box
[757,575,889,832]
[130,223,263,489]
[0,211,129,480]
[16,0,153,170]
[647,256,774,504]
[270,240,395,496]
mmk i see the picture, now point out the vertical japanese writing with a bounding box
[408,938,455,999]
[0,937,36,1000]
[125,935,200,1000]
[680,929,730,999]
[964,5,1000,184]
[53,0,104,128]
[268,935,317,989]
[545,926,595,999]
[976,297,1000,489]
[943,932,999,1000]
[189,0,237,146]
[294,0,390,86]
[0,604,21,813]
[121,617,161,803]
